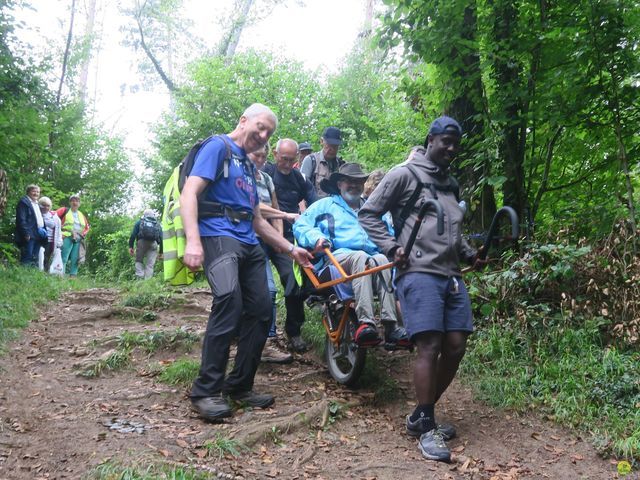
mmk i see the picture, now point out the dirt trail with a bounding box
[0,288,621,479]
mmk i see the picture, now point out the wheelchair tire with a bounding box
[324,308,366,386]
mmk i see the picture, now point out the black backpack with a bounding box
[393,163,460,237]
[139,216,161,241]
[176,135,253,217]
[178,135,232,192]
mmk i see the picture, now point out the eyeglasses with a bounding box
[279,156,297,163]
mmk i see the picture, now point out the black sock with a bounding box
[410,403,436,430]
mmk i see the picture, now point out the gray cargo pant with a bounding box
[135,239,158,279]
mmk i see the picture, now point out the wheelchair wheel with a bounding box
[324,306,366,386]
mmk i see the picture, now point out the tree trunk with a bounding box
[489,0,528,221]
[56,0,77,106]
[78,0,97,103]
[219,0,254,58]
[135,10,176,92]
[0,169,7,218]
[612,92,637,254]
[448,4,496,233]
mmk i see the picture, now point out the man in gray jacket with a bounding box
[359,116,479,463]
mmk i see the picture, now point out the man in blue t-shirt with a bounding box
[181,103,312,422]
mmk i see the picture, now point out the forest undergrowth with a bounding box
[463,222,640,461]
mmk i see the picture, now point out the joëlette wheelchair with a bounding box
[300,199,445,386]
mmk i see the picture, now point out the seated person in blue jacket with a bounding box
[293,163,410,348]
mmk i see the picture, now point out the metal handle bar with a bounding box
[302,199,445,290]
[461,206,519,273]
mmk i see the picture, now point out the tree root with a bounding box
[230,397,329,447]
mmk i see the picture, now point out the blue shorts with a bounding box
[396,272,473,338]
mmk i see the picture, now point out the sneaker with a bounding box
[354,323,382,347]
[288,335,309,353]
[383,326,412,351]
[406,415,457,441]
[228,390,275,409]
[261,339,294,364]
[191,395,232,421]
[418,429,451,463]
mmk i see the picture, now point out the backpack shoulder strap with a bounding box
[304,153,317,185]
[212,135,233,181]
[393,164,425,237]
[448,175,460,202]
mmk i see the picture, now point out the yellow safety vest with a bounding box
[61,209,88,237]
[161,166,201,285]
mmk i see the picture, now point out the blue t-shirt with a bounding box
[189,135,258,244]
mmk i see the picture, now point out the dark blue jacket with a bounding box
[15,195,39,246]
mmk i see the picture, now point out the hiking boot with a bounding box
[261,339,294,364]
[406,415,457,441]
[383,326,412,351]
[191,395,232,421]
[228,390,275,409]
[354,323,382,347]
[418,429,451,463]
[288,335,309,353]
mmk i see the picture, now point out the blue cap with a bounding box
[322,127,343,145]
[428,116,462,137]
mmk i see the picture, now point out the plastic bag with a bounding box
[49,248,65,276]
[38,247,45,271]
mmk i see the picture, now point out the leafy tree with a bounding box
[379,0,639,240]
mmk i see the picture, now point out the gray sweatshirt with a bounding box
[358,146,476,279]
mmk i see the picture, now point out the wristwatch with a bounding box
[287,244,295,254]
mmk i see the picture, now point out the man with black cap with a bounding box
[293,162,410,349]
[359,116,481,463]
[300,127,345,198]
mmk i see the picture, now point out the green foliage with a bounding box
[87,215,137,280]
[0,265,90,349]
[90,461,214,480]
[158,358,200,386]
[147,49,427,204]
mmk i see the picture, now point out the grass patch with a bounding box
[90,461,214,479]
[117,329,199,354]
[158,358,200,386]
[202,433,247,459]
[118,278,173,310]
[0,265,92,351]
[301,306,326,352]
[80,349,132,378]
[462,320,640,461]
